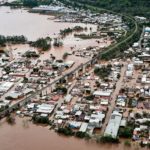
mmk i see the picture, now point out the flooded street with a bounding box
[0,117,140,150]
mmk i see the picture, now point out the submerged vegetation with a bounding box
[30,37,51,51]
[6,115,16,125]
[0,35,27,46]
[57,127,74,136]
[60,26,87,36]
[97,135,120,144]
[0,34,52,51]
[32,115,50,124]
[74,33,101,39]
[57,127,91,139]
[62,52,69,60]
[75,131,90,139]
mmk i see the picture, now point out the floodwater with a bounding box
[0,6,96,41]
[0,6,111,65]
[0,117,142,150]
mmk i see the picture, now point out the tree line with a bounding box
[0,35,52,51]
[60,0,150,18]
[0,35,27,46]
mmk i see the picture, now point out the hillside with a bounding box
[61,0,150,17]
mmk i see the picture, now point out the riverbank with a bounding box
[0,117,146,150]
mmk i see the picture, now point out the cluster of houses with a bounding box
[57,9,127,40]
[103,27,150,143]
[128,26,150,62]
[16,60,124,137]
[67,62,120,134]
[130,111,150,144]
[0,48,76,112]
[91,26,150,143]
[74,47,100,58]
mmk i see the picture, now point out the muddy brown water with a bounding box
[0,6,96,41]
[0,117,142,150]
[0,6,111,64]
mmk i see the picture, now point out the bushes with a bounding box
[0,35,6,46]
[6,115,16,125]
[124,140,131,147]
[57,129,91,139]
[60,26,85,36]
[63,52,69,60]
[75,131,90,139]
[0,35,51,51]
[99,135,119,143]
[119,127,133,138]
[94,65,112,79]
[23,51,39,58]
[57,127,74,136]
[6,35,27,44]
[23,77,28,83]
[32,115,49,124]
[31,37,51,51]
[53,38,63,47]
[0,35,27,46]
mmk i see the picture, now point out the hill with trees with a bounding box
[60,0,150,18]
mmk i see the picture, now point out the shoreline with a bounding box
[0,116,147,150]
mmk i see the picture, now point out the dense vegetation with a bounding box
[0,35,27,46]
[30,37,51,51]
[6,115,16,125]
[97,135,119,143]
[60,0,150,18]
[62,52,69,60]
[6,0,150,18]
[75,131,90,139]
[21,0,53,7]
[60,26,86,36]
[94,64,112,79]
[57,128,90,139]
[57,127,74,136]
[0,35,52,51]
[32,115,50,124]
[119,127,133,138]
